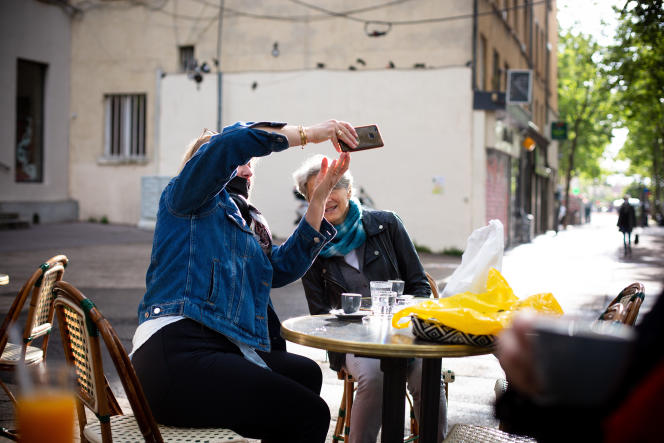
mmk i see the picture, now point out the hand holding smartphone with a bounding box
[338,125,384,152]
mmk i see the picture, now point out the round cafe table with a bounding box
[281,314,493,443]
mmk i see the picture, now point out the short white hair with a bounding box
[292,154,354,200]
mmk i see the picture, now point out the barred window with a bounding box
[179,45,195,72]
[104,94,146,159]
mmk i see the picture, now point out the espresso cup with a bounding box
[341,293,362,314]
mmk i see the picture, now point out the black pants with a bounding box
[132,319,330,442]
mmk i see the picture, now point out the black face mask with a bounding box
[227,176,250,199]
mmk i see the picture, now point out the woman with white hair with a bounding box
[292,154,447,443]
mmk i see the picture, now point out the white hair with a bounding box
[292,154,354,200]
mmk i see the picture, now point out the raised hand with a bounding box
[305,153,351,231]
[311,153,351,200]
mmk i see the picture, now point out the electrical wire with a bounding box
[290,0,548,26]
[75,0,549,33]
[184,1,212,43]
[287,0,413,17]
[188,0,412,21]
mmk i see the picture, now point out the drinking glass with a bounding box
[16,363,76,443]
[372,290,397,317]
[395,294,415,306]
[370,281,392,293]
[370,281,392,315]
[388,280,405,296]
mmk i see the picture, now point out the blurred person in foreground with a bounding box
[617,195,637,256]
[496,287,664,442]
[130,120,357,442]
[292,155,447,443]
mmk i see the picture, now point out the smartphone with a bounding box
[339,125,384,152]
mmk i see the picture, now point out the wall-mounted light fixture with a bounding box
[185,58,212,88]
[522,136,536,151]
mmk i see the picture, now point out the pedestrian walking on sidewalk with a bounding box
[617,195,636,256]
[130,120,357,442]
[293,155,447,443]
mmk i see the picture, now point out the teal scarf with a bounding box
[320,199,366,258]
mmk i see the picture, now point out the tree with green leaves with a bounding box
[557,30,614,227]
[608,0,664,225]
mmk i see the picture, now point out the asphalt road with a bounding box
[1,211,662,441]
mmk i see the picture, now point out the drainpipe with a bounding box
[528,2,533,68]
[472,0,478,90]
[216,0,225,132]
[544,0,550,120]
[545,0,551,229]
[154,67,162,175]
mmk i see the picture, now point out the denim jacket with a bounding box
[137,121,336,352]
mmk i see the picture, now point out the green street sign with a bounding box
[551,121,567,140]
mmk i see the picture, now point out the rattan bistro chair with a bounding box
[597,282,645,326]
[0,254,69,406]
[53,281,247,443]
[333,365,423,442]
[333,273,455,442]
[426,272,441,299]
[443,424,536,443]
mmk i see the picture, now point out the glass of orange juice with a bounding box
[16,363,76,443]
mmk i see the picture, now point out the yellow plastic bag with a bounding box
[392,268,563,336]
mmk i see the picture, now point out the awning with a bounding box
[526,121,550,148]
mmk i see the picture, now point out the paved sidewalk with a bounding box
[1,212,662,441]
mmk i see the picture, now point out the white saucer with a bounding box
[329,309,370,319]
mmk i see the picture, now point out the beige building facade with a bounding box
[65,0,558,250]
[0,0,76,224]
[474,0,559,243]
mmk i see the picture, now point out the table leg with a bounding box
[380,357,407,443]
[420,357,442,443]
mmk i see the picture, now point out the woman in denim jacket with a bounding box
[131,121,357,442]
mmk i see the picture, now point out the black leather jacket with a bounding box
[301,209,431,369]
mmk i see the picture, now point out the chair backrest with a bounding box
[53,281,163,443]
[425,272,440,299]
[0,255,68,358]
[598,282,645,326]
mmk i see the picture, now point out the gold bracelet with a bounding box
[298,125,308,148]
